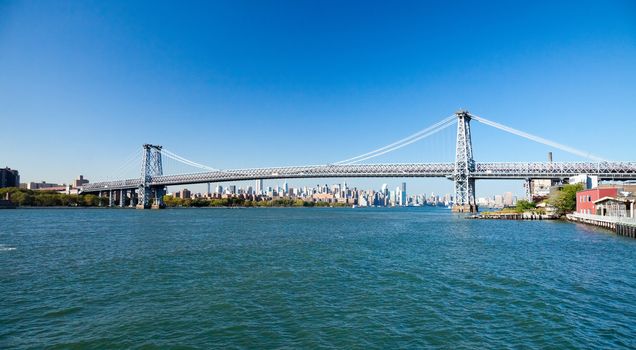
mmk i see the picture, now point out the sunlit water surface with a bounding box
[1,207,635,349]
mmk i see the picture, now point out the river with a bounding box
[1,207,635,348]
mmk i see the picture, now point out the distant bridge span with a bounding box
[81,161,636,189]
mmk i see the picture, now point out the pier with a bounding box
[567,212,636,239]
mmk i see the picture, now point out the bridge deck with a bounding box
[80,162,636,192]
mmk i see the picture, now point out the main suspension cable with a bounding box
[333,115,457,165]
[162,149,220,171]
[469,113,606,162]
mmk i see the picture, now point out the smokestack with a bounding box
[548,152,553,163]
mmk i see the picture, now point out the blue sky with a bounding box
[1,1,635,197]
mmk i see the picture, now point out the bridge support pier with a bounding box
[136,187,151,209]
[135,144,165,209]
[136,186,166,209]
[452,111,478,213]
[98,191,103,207]
[119,189,125,208]
[108,190,114,207]
[128,189,136,208]
[452,204,478,213]
[524,178,532,201]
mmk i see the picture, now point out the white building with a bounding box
[569,174,598,190]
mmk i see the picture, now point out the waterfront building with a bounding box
[594,197,636,218]
[576,187,618,214]
[0,167,19,188]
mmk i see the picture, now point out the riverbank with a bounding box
[0,199,16,209]
[467,212,559,220]
[567,212,636,239]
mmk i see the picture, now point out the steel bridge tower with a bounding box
[137,144,166,209]
[452,110,477,213]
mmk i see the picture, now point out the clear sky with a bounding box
[1,1,635,197]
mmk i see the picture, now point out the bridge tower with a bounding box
[137,144,166,209]
[452,110,477,213]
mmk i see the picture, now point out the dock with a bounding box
[567,212,636,239]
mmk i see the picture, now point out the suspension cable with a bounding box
[333,115,457,165]
[106,148,142,181]
[469,113,606,162]
[162,149,220,171]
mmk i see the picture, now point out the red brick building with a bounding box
[576,188,618,214]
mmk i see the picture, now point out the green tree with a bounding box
[82,194,99,206]
[97,196,110,207]
[515,199,536,213]
[548,183,584,216]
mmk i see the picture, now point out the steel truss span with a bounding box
[80,161,636,192]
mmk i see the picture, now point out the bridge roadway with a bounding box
[80,161,636,192]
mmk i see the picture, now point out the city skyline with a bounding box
[168,179,520,208]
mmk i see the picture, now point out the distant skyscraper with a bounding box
[381,183,389,206]
[503,192,514,206]
[395,186,400,206]
[255,179,263,195]
[283,180,288,195]
[494,195,504,206]
[400,182,407,207]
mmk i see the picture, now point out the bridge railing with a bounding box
[569,212,636,226]
[148,163,457,185]
[81,178,141,191]
[474,162,636,177]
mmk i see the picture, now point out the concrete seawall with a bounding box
[567,213,636,239]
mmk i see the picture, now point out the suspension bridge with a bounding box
[80,110,636,211]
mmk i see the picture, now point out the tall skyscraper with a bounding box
[400,182,407,206]
[503,192,514,206]
[255,179,263,195]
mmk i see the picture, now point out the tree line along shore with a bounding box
[0,187,347,208]
[0,183,581,213]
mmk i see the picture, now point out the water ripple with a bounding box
[1,208,636,349]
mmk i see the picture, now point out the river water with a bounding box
[1,207,635,349]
